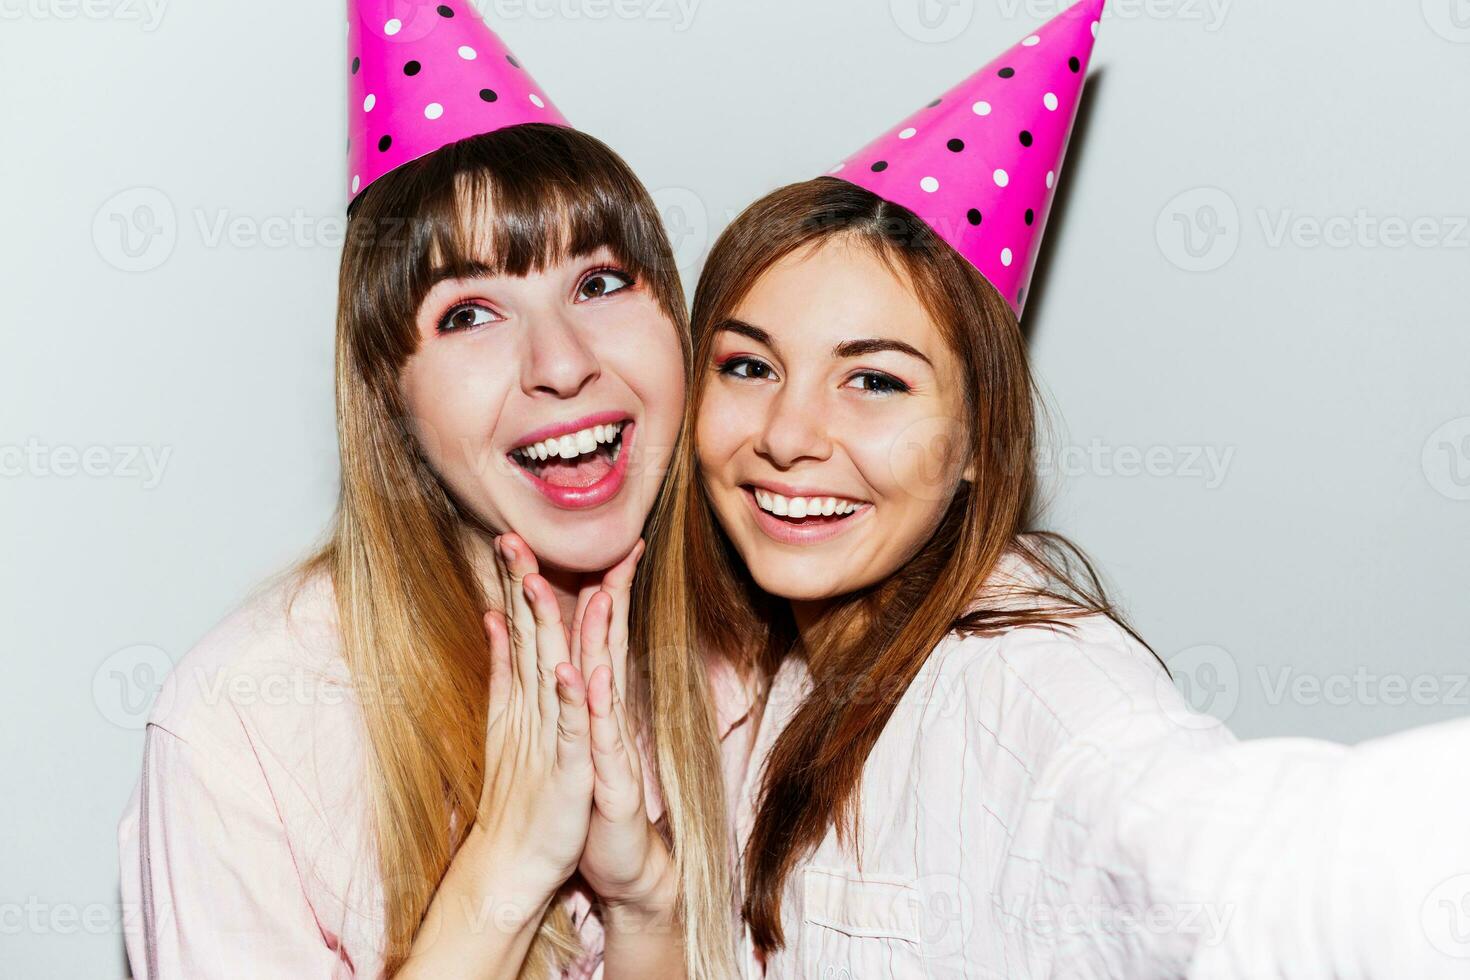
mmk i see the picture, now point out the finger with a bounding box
[496,534,541,701]
[608,664,642,788]
[483,610,512,718]
[588,665,643,820]
[600,539,644,697]
[554,661,592,776]
[523,572,572,729]
[569,582,601,676]
[577,591,614,710]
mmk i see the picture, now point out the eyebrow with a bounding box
[833,337,933,368]
[427,262,496,288]
[715,318,933,368]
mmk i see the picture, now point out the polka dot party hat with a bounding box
[347,0,570,201]
[829,0,1104,317]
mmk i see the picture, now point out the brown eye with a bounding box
[438,303,497,333]
[845,371,910,395]
[718,357,777,382]
[577,270,633,301]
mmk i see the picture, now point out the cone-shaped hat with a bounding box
[829,0,1104,316]
[347,0,570,200]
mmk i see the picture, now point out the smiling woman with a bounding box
[116,3,732,977]
[698,235,976,602]
[666,133,1470,980]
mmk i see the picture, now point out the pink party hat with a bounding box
[347,0,570,200]
[830,0,1104,316]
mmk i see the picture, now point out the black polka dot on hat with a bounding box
[479,88,498,102]
[871,160,889,172]
[1025,208,1035,225]
[998,67,1015,78]
[927,98,942,107]
[1019,130,1033,147]
[507,54,521,68]
[1069,56,1081,72]
[378,135,392,152]
[404,60,421,76]
[351,56,360,74]
[967,208,983,226]
[437,4,454,15]
[947,138,965,153]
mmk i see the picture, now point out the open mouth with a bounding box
[745,485,870,527]
[511,419,629,490]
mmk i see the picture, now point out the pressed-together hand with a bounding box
[485,531,673,916]
[475,533,594,892]
[571,544,677,915]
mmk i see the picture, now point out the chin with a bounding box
[745,554,852,603]
[519,512,644,575]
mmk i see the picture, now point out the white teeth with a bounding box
[752,489,864,519]
[513,421,625,463]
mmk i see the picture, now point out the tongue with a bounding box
[536,453,614,488]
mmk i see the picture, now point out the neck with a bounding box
[461,525,586,625]
[789,598,834,643]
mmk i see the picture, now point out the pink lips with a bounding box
[741,484,872,546]
[509,414,635,512]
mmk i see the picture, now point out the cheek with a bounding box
[853,410,969,511]
[597,310,685,413]
[694,387,749,476]
[398,349,511,471]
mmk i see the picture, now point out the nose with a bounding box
[520,307,600,399]
[753,380,832,469]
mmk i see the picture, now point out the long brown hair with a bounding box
[656,176,1163,952]
[294,123,732,978]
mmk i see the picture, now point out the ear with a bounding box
[961,459,977,484]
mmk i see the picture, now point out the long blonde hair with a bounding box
[296,124,733,977]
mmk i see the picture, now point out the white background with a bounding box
[2,0,1468,974]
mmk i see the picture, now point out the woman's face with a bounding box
[696,236,973,603]
[398,240,684,575]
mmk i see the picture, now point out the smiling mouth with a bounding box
[746,485,869,526]
[511,420,628,489]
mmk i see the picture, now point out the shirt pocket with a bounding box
[799,866,928,980]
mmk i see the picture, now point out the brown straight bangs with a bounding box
[341,122,687,380]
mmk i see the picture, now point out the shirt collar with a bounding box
[705,651,762,741]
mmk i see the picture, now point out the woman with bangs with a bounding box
[650,5,1470,976]
[118,7,732,979]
